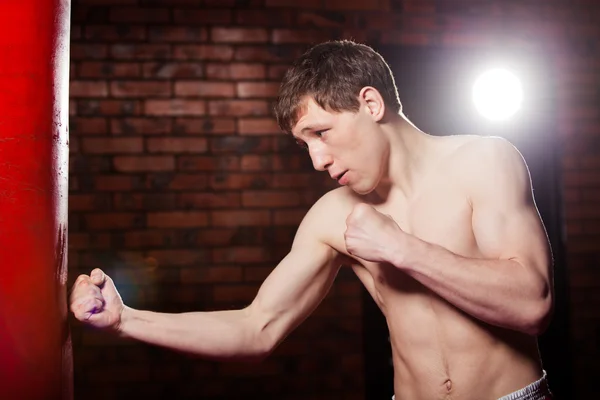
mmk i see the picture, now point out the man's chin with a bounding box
[349,182,376,196]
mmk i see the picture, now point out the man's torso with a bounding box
[321,135,543,400]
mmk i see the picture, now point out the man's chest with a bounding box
[374,184,477,257]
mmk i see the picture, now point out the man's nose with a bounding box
[309,146,332,171]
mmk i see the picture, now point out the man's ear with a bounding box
[359,86,385,122]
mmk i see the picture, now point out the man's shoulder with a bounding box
[442,135,530,199]
[444,135,524,175]
[296,187,357,243]
[305,186,357,220]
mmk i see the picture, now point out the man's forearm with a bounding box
[391,236,552,335]
[117,306,270,361]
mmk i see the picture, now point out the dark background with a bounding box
[68,0,597,398]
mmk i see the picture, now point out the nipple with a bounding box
[445,379,452,392]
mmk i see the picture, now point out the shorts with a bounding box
[497,370,552,400]
[391,370,552,400]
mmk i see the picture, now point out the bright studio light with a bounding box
[472,68,523,121]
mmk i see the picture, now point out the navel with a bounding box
[445,379,452,392]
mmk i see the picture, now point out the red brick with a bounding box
[325,0,390,10]
[111,118,172,135]
[174,81,236,97]
[146,137,208,153]
[579,155,600,169]
[146,173,208,191]
[68,233,111,250]
[271,29,330,44]
[402,0,435,13]
[212,246,270,263]
[180,266,243,283]
[274,209,307,225]
[78,99,143,115]
[566,204,600,220]
[81,137,144,154]
[70,81,109,97]
[194,228,237,246]
[85,25,146,41]
[441,33,494,47]
[109,7,170,23]
[211,210,271,226]
[173,45,234,61]
[242,191,301,207]
[94,175,137,191]
[582,189,600,201]
[567,236,600,254]
[145,99,206,116]
[69,99,77,116]
[241,155,271,171]
[70,44,108,60]
[380,32,432,46]
[265,0,322,7]
[177,193,241,209]
[238,118,281,135]
[85,365,151,383]
[173,9,232,24]
[564,171,600,187]
[234,46,302,62]
[69,194,111,211]
[244,266,273,282]
[236,82,280,98]
[210,136,273,153]
[147,211,209,228]
[114,156,175,172]
[210,173,272,190]
[213,285,259,303]
[268,64,290,80]
[235,10,293,26]
[147,250,209,266]
[113,193,177,210]
[205,63,266,80]
[173,118,236,135]
[211,28,269,43]
[143,62,204,79]
[72,117,108,135]
[79,62,141,78]
[148,26,208,42]
[122,230,168,248]
[85,213,143,230]
[272,154,311,170]
[110,81,171,97]
[111,44,170,60]
[208,100,269,116]
[178,155,240,171]
[71,24,82,39]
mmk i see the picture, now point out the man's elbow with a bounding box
[523,292,554,336]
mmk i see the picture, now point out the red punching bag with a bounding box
[0,0,73,399]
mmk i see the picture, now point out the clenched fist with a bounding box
[70,268,124,331]
[344,203,404,263]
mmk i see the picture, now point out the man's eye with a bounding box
[295,139,308,150]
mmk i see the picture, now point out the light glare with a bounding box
[472,68,523,121]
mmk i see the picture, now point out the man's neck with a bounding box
[373,114,439,201]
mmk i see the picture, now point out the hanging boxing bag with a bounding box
[0,0,73,399]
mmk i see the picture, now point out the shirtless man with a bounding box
[70,40,554,400]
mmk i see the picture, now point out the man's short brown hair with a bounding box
[274,40,402,134]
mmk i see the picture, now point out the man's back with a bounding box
[317,134,546,400]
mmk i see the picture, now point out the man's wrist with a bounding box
[387,230,419,270]
[115,305,132,337]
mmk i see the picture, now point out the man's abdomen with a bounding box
[385,291,543,400]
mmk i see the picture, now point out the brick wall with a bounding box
[68,0,599,398]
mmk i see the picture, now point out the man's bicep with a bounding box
[469,138,552,272]
[249,241,341,350]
